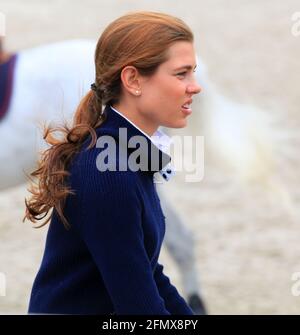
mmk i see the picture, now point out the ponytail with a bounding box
[24,90,106,229]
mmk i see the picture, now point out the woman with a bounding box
[24,11,202,315]
[0,38,206,313]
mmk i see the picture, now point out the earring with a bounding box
[135,90,140,95]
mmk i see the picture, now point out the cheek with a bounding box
[141,77,185,119]
[155,78,185,102]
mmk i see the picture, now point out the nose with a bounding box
[187,81,202,95]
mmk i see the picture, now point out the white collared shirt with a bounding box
[110,105,175,181]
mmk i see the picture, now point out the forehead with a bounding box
[163,41,196,68]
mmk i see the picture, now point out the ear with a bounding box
[120,66,142,96]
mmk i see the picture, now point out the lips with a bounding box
[181,99,193,109]
[181,99,193,115]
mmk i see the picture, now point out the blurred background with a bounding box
[0,0,300,314]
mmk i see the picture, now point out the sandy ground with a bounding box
[1,0,300,314]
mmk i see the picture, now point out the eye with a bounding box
[176,69,196,77]
[176,71,187,77]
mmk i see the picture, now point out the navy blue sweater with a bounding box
[28,105,194,315]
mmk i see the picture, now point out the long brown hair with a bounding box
[24,11,194,228]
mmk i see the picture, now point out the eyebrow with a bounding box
[174,64,197,71]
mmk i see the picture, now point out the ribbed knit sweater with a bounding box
[28,105,194,315]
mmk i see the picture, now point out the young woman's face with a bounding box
[138,41,202,132]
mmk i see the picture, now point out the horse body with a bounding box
[0,39,95,189]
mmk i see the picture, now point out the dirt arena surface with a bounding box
[0,0,300,314]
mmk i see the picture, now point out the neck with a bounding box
[112,102,158,137]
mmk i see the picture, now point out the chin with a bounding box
[161,118,187,129]
[173,119,188,128]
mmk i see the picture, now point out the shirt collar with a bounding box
[149,130,176,181]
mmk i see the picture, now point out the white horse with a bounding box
[0,39,206,314]
[0,40,95,188]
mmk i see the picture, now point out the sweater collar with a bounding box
[97,105,172,175]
